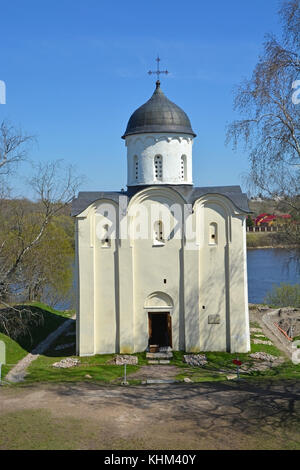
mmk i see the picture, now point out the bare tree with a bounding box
[0,121,33,176]
[226,0,300,244]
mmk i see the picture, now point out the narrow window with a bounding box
[153,220,164,245]
[209,223,217,245]
[102,224,111,248]
[134,155,138,180]
[154,155,163,180]
[180,155,187,181]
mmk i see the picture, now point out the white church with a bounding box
[72,77,250,356]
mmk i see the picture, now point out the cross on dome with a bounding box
[148,56,169,83]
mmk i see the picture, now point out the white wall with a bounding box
[125,133,194,186]
[75,188,250,356]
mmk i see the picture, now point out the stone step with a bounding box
[146,352,173,360]
[147,360,170,365]
[142,379,178,384]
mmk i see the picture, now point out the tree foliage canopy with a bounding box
[227,0,300,246]
[0,121,82,338]
[227,0,300,197]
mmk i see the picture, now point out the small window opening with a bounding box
[154,155,163,180]
[180,155,187,181]
[102,224,111,248]
[134,155,138,180]
[153,220,164,245]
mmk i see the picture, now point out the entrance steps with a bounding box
[148,360,170,365]
[146,351,173,360]
[146,350,173,364]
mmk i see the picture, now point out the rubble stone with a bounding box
[114,355,138,365]
[183,354,208,367]
[250,352,278,362]
[252,339,272,345]
[52,358,80,368]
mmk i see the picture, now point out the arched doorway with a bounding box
[144,292,173,348]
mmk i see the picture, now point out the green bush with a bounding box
[264,283,300,308]
[247,233,273,247]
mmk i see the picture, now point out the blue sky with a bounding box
[0,0,283,196]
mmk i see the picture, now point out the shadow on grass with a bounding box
[0,303,75,355]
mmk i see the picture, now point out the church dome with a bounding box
[122,81,196,139]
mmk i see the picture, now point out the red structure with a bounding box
[255,213,291,226]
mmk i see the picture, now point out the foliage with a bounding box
[227,1,300,248]
[0,121,82,336]
[246,232,282,247]
[264,282,300,307]
[0,200,74,307]
[246,215,254,227]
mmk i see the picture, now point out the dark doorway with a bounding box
[148,312,172,348]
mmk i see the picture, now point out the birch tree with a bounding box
[227,0,300,245]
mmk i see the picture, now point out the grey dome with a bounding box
[122,81,196,139]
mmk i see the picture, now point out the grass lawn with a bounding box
[0,408,104,450]
[2,306,300,385]
[173,322,300,383]
[25,353,139,384]
[21,320,300,385]
[0,302,73,377]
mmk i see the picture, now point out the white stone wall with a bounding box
[125,133,194,186]
[75,187,250,356]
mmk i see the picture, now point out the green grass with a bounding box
[0,302,73,377]
[173,325,300,382]
[23,324,300,384]
[0,409,100,450]
[0,332,27,377]
[25,353,139,384]
[2,304,300,385]
[22,326,147,384]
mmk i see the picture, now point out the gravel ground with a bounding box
[0,380,299,449]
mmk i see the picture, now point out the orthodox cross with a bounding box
[148,56,169,81]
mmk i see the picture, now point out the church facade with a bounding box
[72,80,250,356]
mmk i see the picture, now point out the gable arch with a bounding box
[144,291,174,310]
[193,194,235,245]
[127,186,187,212]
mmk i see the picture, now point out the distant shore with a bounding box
[247,245,298,250]
[246,232,297,250]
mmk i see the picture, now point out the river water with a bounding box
[247,248,300,304]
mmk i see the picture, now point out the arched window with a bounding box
[209,223,217,245]
[102,224,111,248]
[180,155,187,181]
[134,155,138,181]
[153,220,164,245]
[154,155,163,180]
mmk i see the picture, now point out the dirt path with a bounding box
[128,365,180,382]
[0,380,299,450]
[5,315,75,383]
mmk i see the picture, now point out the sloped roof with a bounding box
[71,185,249,216]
